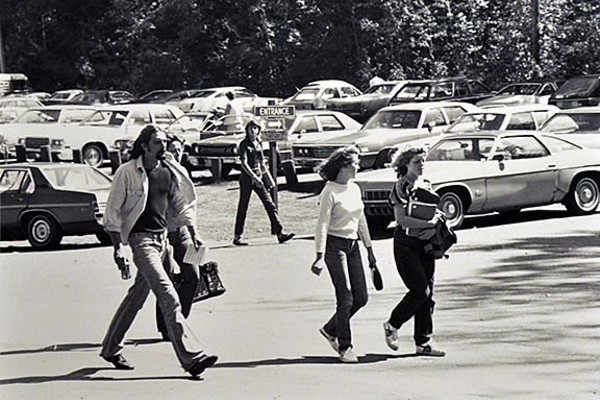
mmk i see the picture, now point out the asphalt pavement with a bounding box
[1,206,599,400]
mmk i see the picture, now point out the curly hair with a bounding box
[317,145,360,181]
[129,125,161,159]
[391,146,427,177]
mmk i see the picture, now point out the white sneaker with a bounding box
[338,347,358,363]
[319,327,339,353]
[383,321,399,351]
[416,342,446,357]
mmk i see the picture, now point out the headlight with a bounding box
[51,139,64,148]
[232,146,238,155]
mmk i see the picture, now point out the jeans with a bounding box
[234,173,282,237]
[100,231,206,370]
[322,235,368,352]
[156,227,201,335]
[389,229,436,346]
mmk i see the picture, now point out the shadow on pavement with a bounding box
[0,242,106,254]
[214,353,417,369]
[0,338,164,356]
[0,368,195,385]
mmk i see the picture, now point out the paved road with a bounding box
[1,207,599,399]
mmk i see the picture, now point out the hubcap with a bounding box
[32,220,50,242]
[576,179,599,211]
[84,147,102,166]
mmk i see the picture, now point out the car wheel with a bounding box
[27,214,62,249]
[83,144,104,167]
[439,191,465,229]
[565,175,600,215]
[366,216,391,233]
[96,231,113,246]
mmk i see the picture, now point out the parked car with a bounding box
[354,131,600,231]
[284,80,362,111]
[0,97,44,123]
[133,90,175,103]
[549,75,600,109]
[5,104,183,166]
[68,90,136,106]
[540,107,600,149]
[168,86,282,113]
[476,81,559,107]
[293,102,477,170]
[44,89,84,105]
[188,110,362,178]
[388,77,493,106]
[0,163,112,249]
[325,80,410,122]
[445,104,557,134]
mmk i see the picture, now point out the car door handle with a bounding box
[546,164,557,170]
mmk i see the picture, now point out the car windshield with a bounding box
[0,98,41,108]
[364,84,397,95]
[541,113,600,134]
[293,87,320,101]
[17,109,61,123]
[428,137,495,161]
[49,92,73,100]
[42,165,112,190]
[554,77,599,98]
[191,90,217,98]
[497,84,540,95]
[363,110,421,130]
[167,114,208,132]
[447,113,506,133]
[393,85,429,100]
[81,110,129,126]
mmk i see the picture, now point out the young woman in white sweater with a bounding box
[311,146,377,363]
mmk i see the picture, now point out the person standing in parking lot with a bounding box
[155,133,202,341]
[100,124,218,377]
[233,120,295,246]
[224,91,244,131]
[383,147,445,357]
[311,146,377,363]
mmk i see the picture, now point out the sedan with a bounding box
[293,102,477,170]
[354,132,600,230]
[476,81,559,107]
[0,163,112,249]
[169,86,281,113]
[388,78,493,106]
[284,80,362,111]
[540,107,600,149]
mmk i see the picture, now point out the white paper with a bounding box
[183,245,208,265]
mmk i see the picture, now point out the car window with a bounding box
[322,88,339,100]
[42,166,111,190]
[18,109,60,123]
[340,87,358,98]
[539,84,555,96]
[424,108,447,126]
[294,87,319,101]
[428,138,495,161]
[84,110,129,126]
[234,89,254,99]
[532,111,553,127]
[364,110,421,130]
[443,106,469,123]
[364,84,396,95]
[130,111,151,125]
[542,136,581,153]
[292,116,318,134]
[455,82,469,97]
[430,83,453,99]
[153,109,177,125]
[393,85,428,100]
[0,169,29,193]
[495,136,549,160]
[447,113,504,133]
[541,113,600,134]
[468,81,490,95]
[506,112,536,130]
[316,115,344,131]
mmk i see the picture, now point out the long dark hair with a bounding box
[130,125,159,159]
[317,146,360,181]
[391,147,427,177]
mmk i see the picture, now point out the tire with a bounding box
[565,175,600,215]
[83,144,104,167]
[96,231,113,246]
[220,165,233,179]
[498,209,521,217]
[439,191,465,229]
[366,216,391,233]
[26,214,62,249]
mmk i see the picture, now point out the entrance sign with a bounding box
[254,106,296,118]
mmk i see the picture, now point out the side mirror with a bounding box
[427,121,436,133]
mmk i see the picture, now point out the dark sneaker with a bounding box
[277,232,295,244]
[319,327,339,353]
[416,343,445,357]
[102,354,135,370]
[383,321,399,351]
[187,355,219,377]
[233,238,249,246]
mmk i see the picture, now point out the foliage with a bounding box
[1,0,598,96]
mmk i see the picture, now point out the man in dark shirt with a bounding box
[100,125,218,378]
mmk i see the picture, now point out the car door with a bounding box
[0,168,33,235]
[483,135,558,211]
[419,107,448,147]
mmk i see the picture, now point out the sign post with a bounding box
[253,105,296,208]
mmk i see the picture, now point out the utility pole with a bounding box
[531,0,540,66]
[0,18,5,73]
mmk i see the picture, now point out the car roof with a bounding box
[464,104,558,114]
[554,107,600,114]
[306,80,356,87]
[196,86,247,92]
[440,130,550,139]
[380,101,475,112]
[23,105,96,111]
[100,104,181,111]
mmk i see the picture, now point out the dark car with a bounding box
[0,163,112,249]
[388,77,493,106]
[68,90,136,106]
[548,75,600,109]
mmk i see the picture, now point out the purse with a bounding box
[174,261,226,303]
[424,216,458,259]
[370,262,384,291]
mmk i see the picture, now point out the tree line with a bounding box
[2,0,599,97]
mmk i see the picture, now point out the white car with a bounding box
[0,97,44,123]
[167,86,281,113]
[476,82,559,107]
[284,80,362,111]
[45,89,84,105]
[7,104,183,166]
[540,107,600,149]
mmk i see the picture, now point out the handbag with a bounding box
[424,216,458,259]
[369,262,384,291]
[174,261,226,303]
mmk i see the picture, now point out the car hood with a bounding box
[196,133,244,147]
[296,128,423,146]
[477,94,539,106]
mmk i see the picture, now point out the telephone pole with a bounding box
[0,19,5,73]
[531,0,540,66]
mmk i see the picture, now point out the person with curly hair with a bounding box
[311,146,377,363]
[382,146,446,357]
